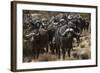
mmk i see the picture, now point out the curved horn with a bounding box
[26,32,35,37]
[61,28,70,36]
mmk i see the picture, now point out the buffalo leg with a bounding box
[32,49,39,59]
[62,48,66,60]
[36,49,41,59]
[46,45,49,53]
[68,48,71,57]
[57,49,60,59]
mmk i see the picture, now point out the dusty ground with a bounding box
[23,30,91,63]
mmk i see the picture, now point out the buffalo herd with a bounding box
[23,12,90,62]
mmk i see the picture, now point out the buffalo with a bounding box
[23,13,90,61]
[55,25,76,59]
